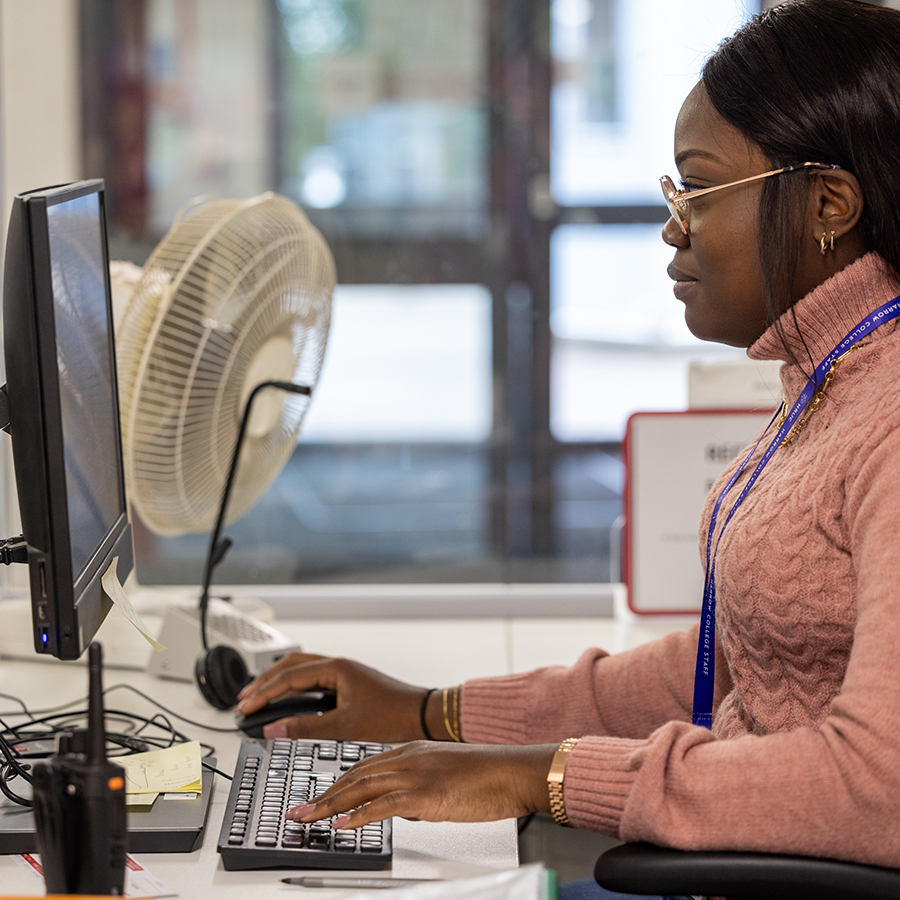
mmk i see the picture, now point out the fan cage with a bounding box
[116,194,334,536]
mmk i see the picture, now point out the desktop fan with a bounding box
[113,192,335,694]
[115,192,334,536]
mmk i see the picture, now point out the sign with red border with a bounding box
[623,409,774,615]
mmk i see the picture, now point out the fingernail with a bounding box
[332,814,352,829]
[287,803,316,821]
[263,722,287,739]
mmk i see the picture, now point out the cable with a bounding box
[0,535,27,566]
[0,706,218,760]
[0,693,95,719]
[0,764,31,807]
[202,759,233,782]
[0,714,31,743]
[0,687,234,807]
[103,684,242,733]
[133,712,178,744]
[0,734,34,783]
[0,692,35,720]
[0,733,36,807]
[198,379,311,651]
[0,684,241,734]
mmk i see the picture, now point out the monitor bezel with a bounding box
[3,179,132,660]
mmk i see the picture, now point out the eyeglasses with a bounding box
[660,162,839,235]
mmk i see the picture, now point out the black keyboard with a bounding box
[217,736,392,871]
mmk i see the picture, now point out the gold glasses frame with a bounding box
[660,162,840,235]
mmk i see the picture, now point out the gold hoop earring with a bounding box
[820,230,835,255]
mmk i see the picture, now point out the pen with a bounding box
[280,876,440,889]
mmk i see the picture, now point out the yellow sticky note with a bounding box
[101,556,166,651]
[118,741,202,795]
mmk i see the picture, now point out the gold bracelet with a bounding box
[442,686,463,742]
[441,688,455,741]
[547,737,579,826]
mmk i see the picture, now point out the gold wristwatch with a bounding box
[547,737,579,826]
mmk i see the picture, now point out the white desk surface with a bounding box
[0,610,684,897]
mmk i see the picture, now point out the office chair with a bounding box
[594,841,900,900]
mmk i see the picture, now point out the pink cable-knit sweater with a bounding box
[462,252,900,867]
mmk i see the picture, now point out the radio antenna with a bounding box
[88,642,106,763]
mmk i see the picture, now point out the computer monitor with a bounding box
[2,179,133,660]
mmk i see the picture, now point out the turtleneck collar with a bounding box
[748,252,900,366]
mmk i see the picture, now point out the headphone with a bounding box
[194,539,250,710]
[192,381,312,711]
[195,642,250,710]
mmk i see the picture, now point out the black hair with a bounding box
[702,0,900,360]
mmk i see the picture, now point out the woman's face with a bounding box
[663,84,774,348]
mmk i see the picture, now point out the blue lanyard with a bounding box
[692,295,900,729]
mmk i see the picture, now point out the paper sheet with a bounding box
[126,791,159,807]
[117,740,202,795]
[101,556,166,651]
[343,864,551,900]
[17,852,177,898]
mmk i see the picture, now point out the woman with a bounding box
[238,1,900,896]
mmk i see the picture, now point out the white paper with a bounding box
[16,852,178,898]
[101,556,166,650]
[344,864,549,900]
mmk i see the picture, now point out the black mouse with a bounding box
[235,691,337,738]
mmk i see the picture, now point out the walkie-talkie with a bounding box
[32,642,127,895]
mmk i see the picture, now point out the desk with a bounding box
[0,622,519,897]
[0,611,683,897]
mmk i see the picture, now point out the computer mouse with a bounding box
[235,691,337,738]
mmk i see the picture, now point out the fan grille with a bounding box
[117,194,334,536]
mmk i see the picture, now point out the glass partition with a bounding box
[81,0,759,588]
[551,0,754,204]
[275,0,487,239]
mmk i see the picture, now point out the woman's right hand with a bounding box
[235,653,430,743]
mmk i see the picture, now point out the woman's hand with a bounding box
[236,653,428,742]
[287,742,557,828]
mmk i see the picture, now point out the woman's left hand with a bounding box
[287,741,558,828]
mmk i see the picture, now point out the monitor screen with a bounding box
[47,193,123,579]
[2,180,133,659]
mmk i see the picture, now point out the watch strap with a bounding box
[547,737,579,826]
